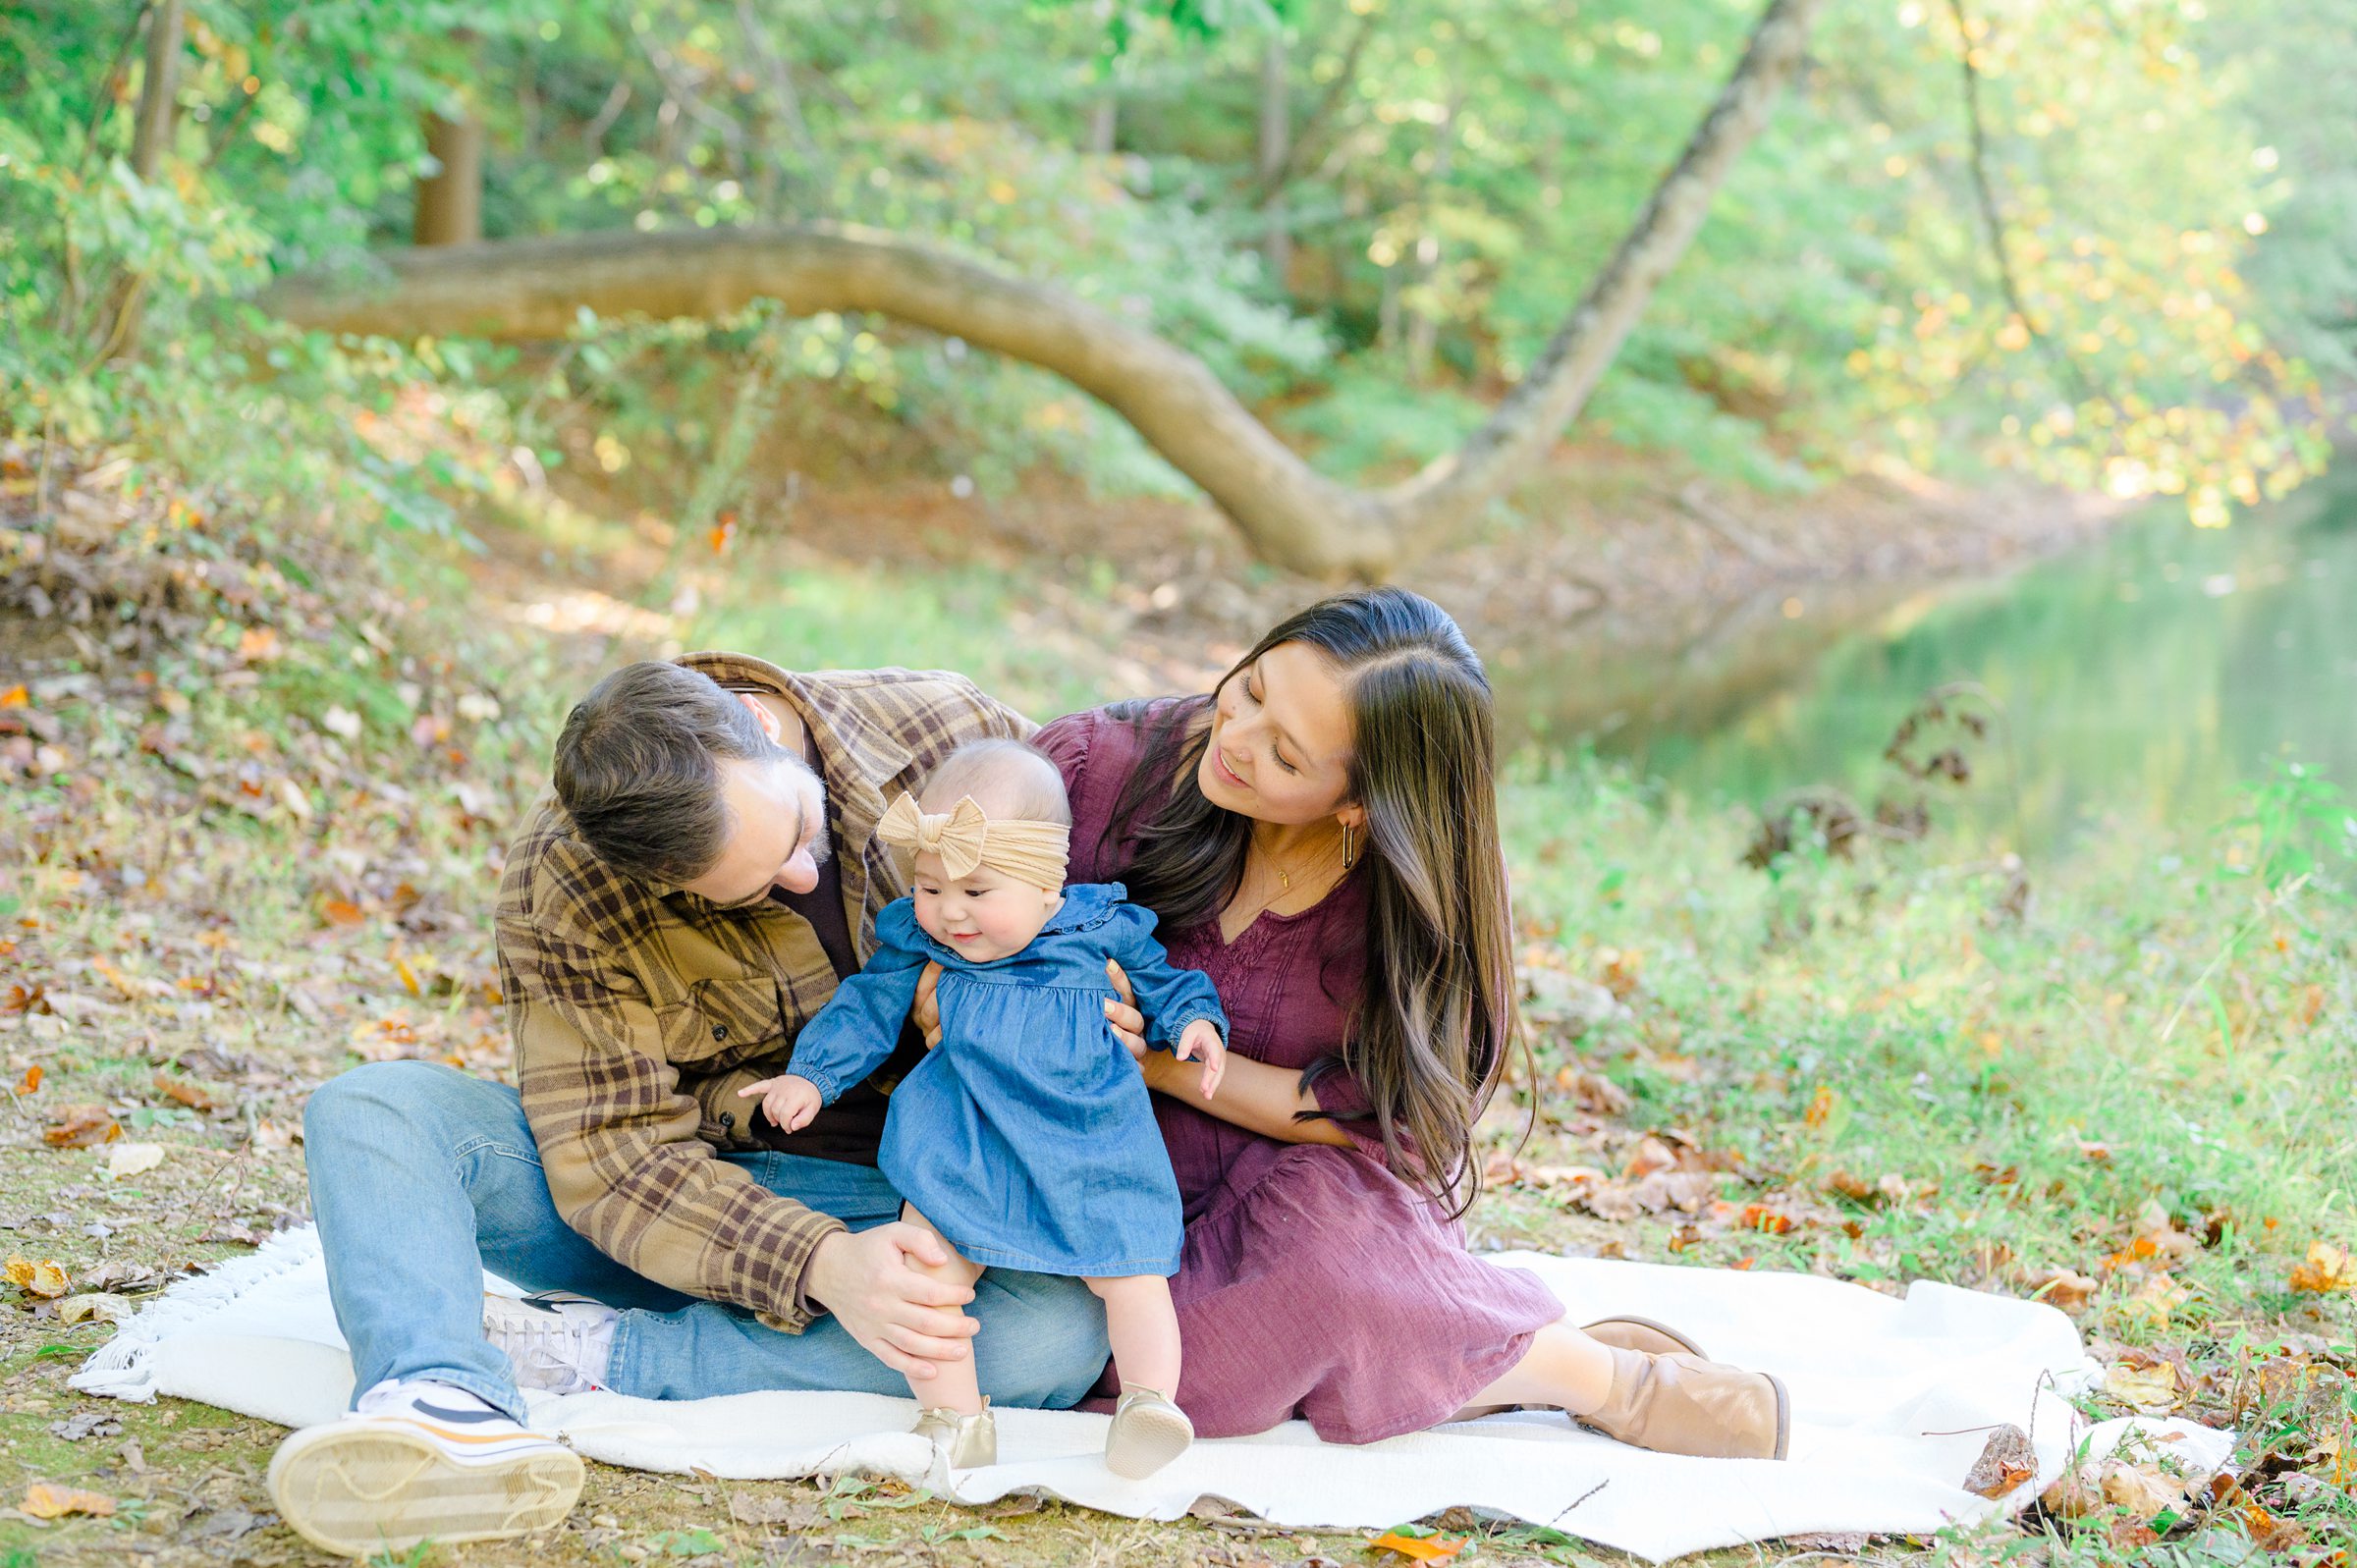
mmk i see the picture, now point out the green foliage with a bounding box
[2220,760,2357,892]
[1,0,2350,532]
[1505,748,2357,1335]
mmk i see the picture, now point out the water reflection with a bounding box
[1499,474,2357,851]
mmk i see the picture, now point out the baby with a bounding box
[742,738,1227,1478]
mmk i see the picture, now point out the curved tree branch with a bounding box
[258,0,1825,580]
[1944,0,2098,405]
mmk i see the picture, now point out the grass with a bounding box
[3,444,2355,1565]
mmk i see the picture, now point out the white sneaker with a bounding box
[266,1379,583,1556]
[482,1290,618,1394]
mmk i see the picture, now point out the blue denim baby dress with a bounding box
[786,882,1225,1277]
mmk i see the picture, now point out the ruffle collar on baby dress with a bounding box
[1038,881,1126,935]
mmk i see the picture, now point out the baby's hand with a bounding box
[739,1073,823,1133]
[1176,1018,1227,1101]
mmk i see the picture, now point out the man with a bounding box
[266,655,1123,1556]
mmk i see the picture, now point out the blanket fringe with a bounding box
[70,1225,325,1403]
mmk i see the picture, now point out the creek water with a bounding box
[1495,469,2357,852]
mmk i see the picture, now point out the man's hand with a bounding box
[909,961,946,1049]
[1176,1017,1228,1100]
[1102,959,1147,1061]
[738,1073,822,1133]
[803,1224,979,1380]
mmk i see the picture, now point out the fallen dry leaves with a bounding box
[19,1483,115,1520]
[1961,1424,2037,1498]
[2287,1240,2354,1293]
[1368,1531,1466,1562]
[41,1104,122,1148]
[2019,1266,2101,1312]
[106,1141,166,1179]
[4,1257,71,1298]
[151,1070,221,1111]
[2105,1360,2181,1413]
[54,1292,132,1325]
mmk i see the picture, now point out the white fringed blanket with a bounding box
[72,1226,2229,1561]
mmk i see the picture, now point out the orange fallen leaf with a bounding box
[12,1064,40,1096]
[319,898,365,928]
[1370,1532,1466,1562]
[0,683,26,708]
[152,1072,221,1111]
[1738,1203,1794,1235]
[235,624,283,663]
[20,1483,114,1519]
[4,1257,71,1298]
[2021,1266,2100,1312]
[2288,1241,2355,1293]
[1802,1083,1835,1130]
[42,1105,122,1148]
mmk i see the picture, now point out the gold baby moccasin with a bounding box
[1104,1384,1192,1479]
[911,1401,997,1468]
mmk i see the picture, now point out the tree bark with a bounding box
[1258,34,1290,288]
[102,0,186,357]
[413,110,484,246]
[262,0,1824,579]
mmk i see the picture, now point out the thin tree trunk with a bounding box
[128,0,183,177]
[1258,34,1290,288]
[262,0,1826,579]
[101,0,186,357]
[1404,88,1460,380]
[1087,91,1118,155]
[413,111,484,246]
[734,0,820,215]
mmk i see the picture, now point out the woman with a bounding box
[1035,586,1787,1458]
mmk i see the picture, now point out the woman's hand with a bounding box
[738,1073,822,1133]
[908,961,946,1049]
[1102,959,1147,1061]
[1175,1018,1228,1100]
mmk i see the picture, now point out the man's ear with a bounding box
[736,691,783,745]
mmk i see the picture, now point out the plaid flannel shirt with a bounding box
[497,654,1032,1332]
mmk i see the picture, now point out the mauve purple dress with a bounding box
[1036,704,1565,1443]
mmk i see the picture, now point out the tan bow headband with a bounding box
[876,791,1070,890]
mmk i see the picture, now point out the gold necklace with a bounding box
[1266,826,1348,892]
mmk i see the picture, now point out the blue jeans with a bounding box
[302,1060,1111,1426]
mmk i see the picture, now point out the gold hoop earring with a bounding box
[1341,820,1358,871]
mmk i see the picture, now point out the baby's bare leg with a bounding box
[899,1205,985,1415]
[1085,1273,1180,1396]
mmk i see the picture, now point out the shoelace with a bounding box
[497,1304,598,1381]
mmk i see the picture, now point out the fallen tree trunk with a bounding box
[260,0,1824,579]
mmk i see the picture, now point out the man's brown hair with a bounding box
[553,662,791,884]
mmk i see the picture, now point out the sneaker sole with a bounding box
[267,1421,583,1556]
[1105,1403,1193,1480]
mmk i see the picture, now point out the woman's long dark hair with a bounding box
[1101,587,1523,1217]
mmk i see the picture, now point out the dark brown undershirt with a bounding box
[751,729,926,1163]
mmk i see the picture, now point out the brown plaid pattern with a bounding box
[498,654,1033,1332]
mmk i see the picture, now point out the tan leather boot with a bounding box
[1577,1316,1709,1360]
[1103,1384,1193,1479]
[911,1400,997,1468]
[1581,1348,1789,1460]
